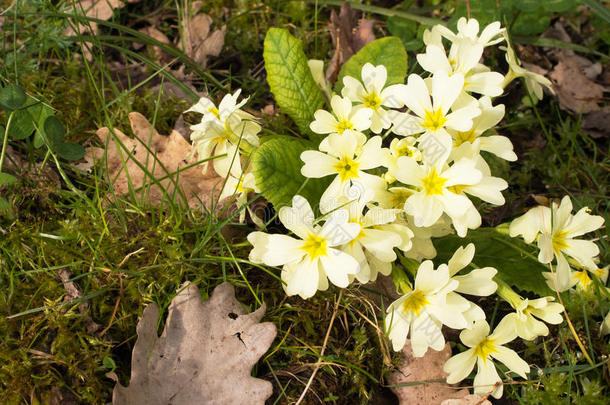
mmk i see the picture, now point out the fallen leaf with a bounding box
[139,26,172,64]
[65,0,140,59]
[58,268,101,334]
[87,112,225,210]
[550,55,605,114]
[182,13,226,68]
[441,394,491,405]
[326,3,376,83]
[112,282,277,405]
[389,339,470,405]
[582,106,610,139]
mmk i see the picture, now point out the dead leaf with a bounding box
[112,282,277,405]
[139,26,172,64]
[87,112,225,210]
[65,0,140,60]
[182,13,226,68]
[441,394,491,405]
[389,339,470,405]
[550,55,605,114]
[326,3,376,83]
[582,106,610,139]
[58,268,101,334]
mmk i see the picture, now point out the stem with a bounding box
[0,110,16,172]
[548,262,595,367]
[494,277,523,310]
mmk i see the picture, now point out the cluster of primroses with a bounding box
[186,18,606,399]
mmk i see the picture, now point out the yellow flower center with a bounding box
[301,233,328,261]
[573,271,591,288]
[454,130,477,146]
[552,231,569,253]
[447,184,468,195]
[422,109,448,132]
[402,289,430,316]
[363,91,382,110]
[334,156,360,182]
[395,142,414,157]
[421,169,447,195]
[208,107,220,119]
[349,220,366,247]
[391,189,412,208]
[474,338,498,361]
[336,119,354,134]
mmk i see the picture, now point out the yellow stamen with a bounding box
[421,169,447,195]
[208,107,220,119]
[336,119,354,134]
[573,271,591,288]
[391,189,412,209]
[402,289,430,316]
[422,109,448,132]
[301,233,328,261]
[363,91,382,110]
[454,130,477,146]
[334,156,360,182]
[474,338,498,361]
[552,231,569,253]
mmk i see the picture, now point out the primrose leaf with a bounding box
[335,37,407,93]
[251,136,331,211]
[0,196,9,210]
[0,172,18,186]
[263,28,326,141]
[433,225,553,297]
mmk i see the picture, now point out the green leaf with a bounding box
[43,115,65,148]
[0,197,9,210]
[0,172,17,186]
[32,103,54,148]
[543,0,576,13]
[335,37,407,93]
[387,17,423,52]
[103,356,116,370]
[513,0,543,12]
[56,142,85,161]
[433,226,553,297]
[8,99,45,140]
[263,28,325,140]
[512,13,551,36]
[251,136,331,211]
[0,84,26,111]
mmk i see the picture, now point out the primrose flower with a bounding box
[509,196,604,291]
[383,137,422,183]
[386,260,469,356]
[188,90,261,177]
[388,72,481,162]
[248,195,361,299]
[444,317,529,399]
[310,95,372,145]
[341,63,404,133]
[394,152,482,233]
[501,35,553,100]
[504,296,564,341]
[333,187,411,283]
[219,171,264,227]
[437,17,505,48]
[448,97,516,161]
[300,133,388,213]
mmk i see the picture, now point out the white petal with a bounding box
[444,349,477,384]
[320,249,360,287]
[474,357,502,398]
[445,106,481,132]
[455,267,498,296]
[283,259,320,299]
[310,109,338,134]
[403,74,432,117]
[447,243,475,276]
[490,346,529,379]
[479,135,517,161]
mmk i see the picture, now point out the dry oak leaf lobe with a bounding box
[389,339,473,405]
[88,112,225,209]
[112,282,277,405]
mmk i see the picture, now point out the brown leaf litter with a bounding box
[326,2,376,84]
[389,339,491,405]
[111,282,277,405]
[84,112,226,210]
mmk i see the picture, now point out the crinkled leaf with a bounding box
[433,225,553,296]
[0,84,26,111]
[335,37,407,93]
[0,172,17,186]
[263,28,325,139]
[387,17,422,51]
[251,136,331,211]
[56,142,86,161]
[112,282,276,405]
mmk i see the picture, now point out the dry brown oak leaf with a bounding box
[88,112,225,209]
[181,13,226,69]
[112,282,277,405]
[389,339,490,405]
